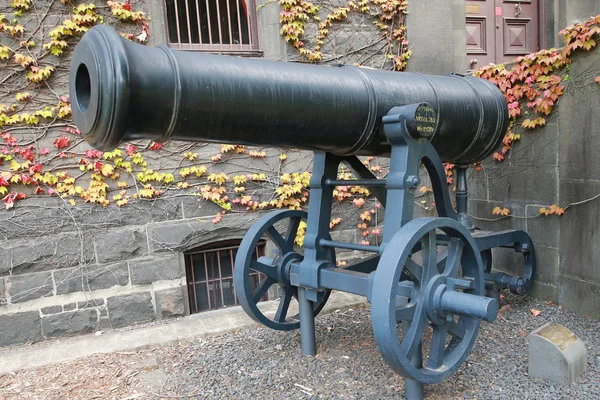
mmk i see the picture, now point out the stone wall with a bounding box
[468,47,600,318]
[405,0,466,74]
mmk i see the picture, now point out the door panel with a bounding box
[466,17,488,54]
[502,18,531,55]
[497,1,538,62]
[466,0,495,68]
[466,0,539,70]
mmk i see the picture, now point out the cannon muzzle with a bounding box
[70,25,508,164]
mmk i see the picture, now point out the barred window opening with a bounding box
[164,0,260,53]
[185,240,266,313]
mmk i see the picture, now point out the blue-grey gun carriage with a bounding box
[70,25,536,400]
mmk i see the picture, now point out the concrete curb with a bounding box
[0,292,367,374]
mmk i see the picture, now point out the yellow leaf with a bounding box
[101,164,114,177]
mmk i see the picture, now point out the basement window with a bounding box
[185,239,266,313]
[164,0,261,55]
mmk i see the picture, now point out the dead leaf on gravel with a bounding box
[498,305,512,314]
[530,309,542,317]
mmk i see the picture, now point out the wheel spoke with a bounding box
[436,248,448,274]
[422,230,438,281]
[397,281,414,298]
[401,306,428,360]
[427,324,449,369]
[274,287,293,322]
[395,302,416,321]
[284,217,302,248]
[250,260,278,280]
[443,238,464,277]
[404,258,423,283]
[448,320,467,339]
[266,226,291,253]
[252,277,275,303]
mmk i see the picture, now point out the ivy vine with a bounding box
[279,0,410,70]
[474,14,600,217]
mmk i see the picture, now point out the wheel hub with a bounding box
[277,252,302,286]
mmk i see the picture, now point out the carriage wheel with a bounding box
[371,217,497,383]
[233,210,333,331]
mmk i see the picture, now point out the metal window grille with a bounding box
[164,0,261,54]
[185,240,266,313]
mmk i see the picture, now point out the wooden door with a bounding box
[466,0,539,70]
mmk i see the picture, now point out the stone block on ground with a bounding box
[529,322,587,385]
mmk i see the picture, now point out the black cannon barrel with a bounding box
[69,25,508,164]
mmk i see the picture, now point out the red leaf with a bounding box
[53,136,70,149]
[149,142,163,151]
[39,147,49,155]
[2,132,16,146]
[20,148,35,161]
[85,149,103,158]
[29,163,42,174]
[125,144,137,155]
[3,192,26,209]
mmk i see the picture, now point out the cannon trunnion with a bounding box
[70,25,536,400]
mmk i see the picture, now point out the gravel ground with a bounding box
[1,292,598,399]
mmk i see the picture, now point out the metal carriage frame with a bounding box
[233,104,536,400]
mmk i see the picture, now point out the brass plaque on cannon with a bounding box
[413,103,437,139]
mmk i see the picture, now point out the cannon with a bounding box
[70,25,536,399]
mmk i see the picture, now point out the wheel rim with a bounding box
[233,210,332,331]
[371,217,485,383]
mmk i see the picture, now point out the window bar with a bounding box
[183,0,193,45]
[203,252,212,310]
[235,0,243,49]
[205,0,214,48]
[189,254,199,313]
[215,0,224,46]
[173,0,183,48]
[216,250,226,307]
[225,0,234,48]
[245,0,254,48]
[254,245,265,300]
[230,248,238,304]
[194,0,203,44]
